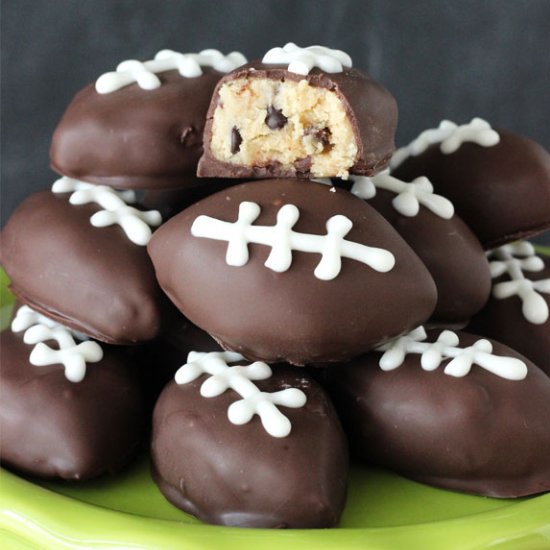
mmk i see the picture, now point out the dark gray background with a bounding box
[2,0,550,242]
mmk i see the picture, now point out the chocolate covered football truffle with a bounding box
[198,43,397,179]
[468,241,550,375]
[152,351,348,528]
[50,49,247,189]
[391,119,550,249]
[350,171,491,324]
[1,181,167,344]
[323,326,550,498]
[148,179,437,364]
[1,306,144,480]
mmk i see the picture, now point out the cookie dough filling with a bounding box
[209,78,358,178]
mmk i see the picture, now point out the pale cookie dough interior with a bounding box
[210,78,359,178]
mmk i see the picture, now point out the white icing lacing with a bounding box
[350,170,455,219]
[52,177,162,246]
[95,49,247,94]
[487,241,550,324]
[175,351,307,438]
[376,326,527,380]
[262,42,352,75]
[11,305,103,383]
[390,118,500,169]
[191,201,395,280]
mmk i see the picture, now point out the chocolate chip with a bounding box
[231,127,242,154]
[316,127,332,150]
[293,157,312,175]
[306,126,332,152]
[265,106,288,130]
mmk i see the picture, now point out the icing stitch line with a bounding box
[390,118,500,168]
[95,49,247,94]
[488,241,550,324]
[376,326,527,380]
[350,170,454,219]
[262,42,352,75]
[11,305,103,383]
[52,177,162,246]
[190,201,395,280]
[175,351,307,438]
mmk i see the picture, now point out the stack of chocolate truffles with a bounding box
[2,43,550,529]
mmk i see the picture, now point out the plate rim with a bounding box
[1,467,550,550]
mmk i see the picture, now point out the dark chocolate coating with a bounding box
[50,69,225,189]
[136,312,222,407]
[1,191,166,344]
[323,330,550,498]
[151,368,349,528]
[365,189,491,324]
[148,179,438,365]
[198,62,398,179]
[0,329,144,480]
[392,129,550,249]
[161,310,222,354]
[468,257,550,375]
[139,179,239,221]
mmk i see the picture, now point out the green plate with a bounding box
[1,266,550,550]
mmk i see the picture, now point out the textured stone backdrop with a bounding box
[2,0,549,242]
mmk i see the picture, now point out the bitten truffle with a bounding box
[198,44,397,180]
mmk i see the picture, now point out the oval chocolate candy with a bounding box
[152,362,348,528]
[148,179,438,365]
[323,328,550,498]
[1,191,167,344]
[1,324,144,480]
